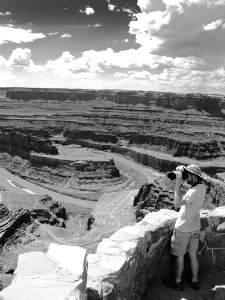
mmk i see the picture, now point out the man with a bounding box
[163,164,206,291]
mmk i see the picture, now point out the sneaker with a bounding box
[162,278,184,291]
[190,280,200,290]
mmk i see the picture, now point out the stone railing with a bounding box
[1,207,225,300]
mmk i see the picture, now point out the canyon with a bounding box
[0,87,225,299]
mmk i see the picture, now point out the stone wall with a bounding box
[1,207,225,299]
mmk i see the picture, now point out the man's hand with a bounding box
[176,165,185,173]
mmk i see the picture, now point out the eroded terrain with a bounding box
[0,88,225,293]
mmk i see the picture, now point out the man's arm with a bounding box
[174,172,186,208]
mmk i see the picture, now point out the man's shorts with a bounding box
[170,228,200,256]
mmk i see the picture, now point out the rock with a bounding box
[133,175,225,221]
[64,129,118,144]
[0,243,87,300]
[2,193,67,228]
[213,286,225,300]
[155,93,221,114]
[0,206,31,245]
[0,131,58,158]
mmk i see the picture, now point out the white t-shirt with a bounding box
[175,183,206,232]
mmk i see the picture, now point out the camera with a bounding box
[167,168,188,181]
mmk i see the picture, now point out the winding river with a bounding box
[0,151,161,209]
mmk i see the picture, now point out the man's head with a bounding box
[183,165,205,185]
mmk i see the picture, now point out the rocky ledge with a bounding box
[134,175,225,221]
[1,207,225,300]
[0,131,58,158]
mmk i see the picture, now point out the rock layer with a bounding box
[0,131,58,158]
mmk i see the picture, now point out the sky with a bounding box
[0,0,225,94]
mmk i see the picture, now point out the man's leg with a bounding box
[175,255,184,283]
[188,252,199,282]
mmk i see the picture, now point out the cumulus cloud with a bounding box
[0,11,11,16]
[203,19,224,30]
[48,32,58,36]
[0,55,5,66]
[61,33,72,38]
[6,48,32,69]
[108,3,117,11]
[1,43,224,93]
[130,0,225,59]
[0,26,45,45]
[80,6,95,15]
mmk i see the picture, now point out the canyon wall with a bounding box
[6,89,150,105]
[129,134,223,159]
[70,140,225,175]
[6,88,224,112]
[64,129,118,144]
[155,93,221,113]
[0,131,58,158]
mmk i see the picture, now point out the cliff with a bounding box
[129,134,223,159]
[0,131,58,158]
[6,88,223,111]
[155,93,222,113]
[133,175,225,221]
[0,204,31,246]
[70,140,225,175]
[64,128,118,144]
[1,193,68,231]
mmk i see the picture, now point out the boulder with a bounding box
[0,243,87,300]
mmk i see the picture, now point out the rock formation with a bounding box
[155,93,222,113]
[6,88,224,114]
[133,175,225,221]
[0,131,58,158]
[1,207,225,299]
[64,129,118,144]
[0,203,31,245]
[0,243,87,300]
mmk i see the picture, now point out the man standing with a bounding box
[163,164,206,291]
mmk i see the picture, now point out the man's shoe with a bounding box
[190,280,200,290]
[162,278,183,291]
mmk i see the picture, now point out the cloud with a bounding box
[129,0,225,60]
[6,48,32,69]
[108,3,117,11]
[61,33,72,38]
[0,26,45,45]
[0,55,5,67]
[48,32,58,36]
[1,44,224,94]
[3,48,45,72]
[45,51,102,77]
[0,11,11,16]
[203,19,224,30]
[121,8,133,14]
[80,6,95,15]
